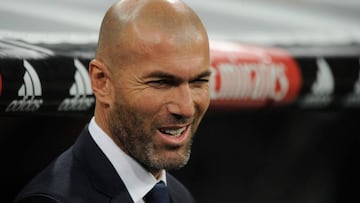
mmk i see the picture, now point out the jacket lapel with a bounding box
[72,125,134,203]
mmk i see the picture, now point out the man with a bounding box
[14,0,211,202]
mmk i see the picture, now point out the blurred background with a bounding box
[1,0,360,202]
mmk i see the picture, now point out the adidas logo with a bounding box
[5,60,43,112]
[58,58,94,111]
[300,58,334,107]
[343,58,360,106]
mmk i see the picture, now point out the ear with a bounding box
[89,59,113,106]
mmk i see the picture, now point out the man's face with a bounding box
[108,36,210,171]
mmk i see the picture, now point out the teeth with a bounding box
[161,127,186,137]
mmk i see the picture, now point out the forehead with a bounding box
[135,51,210,80]
[121,27,209,75]
[117,12,210,77]
[114,34,209,81]
[128,23,206,56]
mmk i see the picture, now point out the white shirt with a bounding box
[88,117,167,203]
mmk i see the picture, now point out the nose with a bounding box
[167,83,195,118]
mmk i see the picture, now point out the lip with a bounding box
[156,124,191,145]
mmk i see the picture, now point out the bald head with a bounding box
[95,0,209,70]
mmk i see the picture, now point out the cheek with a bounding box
[113,80,163,114]
[127,90,165,115]
[193,88,211,112]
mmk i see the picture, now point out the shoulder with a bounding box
[166,173,196,203]
[14,148,73,202]
[14,127,126,203]
[14,147,91,203]
[14,194,60,203]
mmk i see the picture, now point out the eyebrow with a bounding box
[145,70,212,81]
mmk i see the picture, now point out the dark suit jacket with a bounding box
[14,125,196,203]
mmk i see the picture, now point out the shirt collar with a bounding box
[88,117,167,203]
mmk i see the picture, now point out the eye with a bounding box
[149,80,166,84]
[196,78,209,83]
[191,77,209,85]
[147,79,174,88]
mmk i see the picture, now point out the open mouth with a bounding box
[158,126,187,137]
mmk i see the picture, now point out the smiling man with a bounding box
[14,0,210,202]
